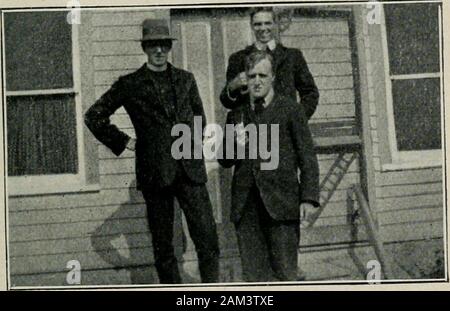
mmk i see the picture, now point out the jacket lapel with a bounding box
[171,65,196,121]
[271,44,287,75]
[136,63,173,120]
[170,65,186,108]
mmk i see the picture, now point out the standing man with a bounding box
[218,51,320,282]
[220,7,319,119]
[84,19,219,284]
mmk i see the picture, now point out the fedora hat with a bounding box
[140,19,177,41]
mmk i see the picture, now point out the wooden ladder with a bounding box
[348,185,393,280]
[308,150,358,226]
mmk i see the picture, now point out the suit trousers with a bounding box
[235,182,300,282]
[141,163,220,284]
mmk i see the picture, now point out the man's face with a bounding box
[247,58,274,99]
[143,40,171,67]
[251,11,275,44]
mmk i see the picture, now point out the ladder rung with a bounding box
[328,175,341,182]
[337,161,349,168]
[320,194,331,200]
[316,151,359,215]
[321,186,333,193]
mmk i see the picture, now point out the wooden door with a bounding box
[170,7,362,281]
[171,9,252,281]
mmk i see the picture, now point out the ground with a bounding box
[299,238,445,282]
[181,238,446,283]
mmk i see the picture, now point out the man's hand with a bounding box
[235,122,248,147]
[228,72,248,94]
[300,202,318,229]
[126,138,136,151]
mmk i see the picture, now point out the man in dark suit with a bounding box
[218,50,320,282]
[84,19,219,284]
[220,7,319,119]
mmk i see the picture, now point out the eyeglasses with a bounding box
[143,40,172,52]
[146,45,171,52]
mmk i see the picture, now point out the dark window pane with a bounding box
[385,3,440,75]
[7,94,78,176]
[4,11,73,91]
[392,78,441,151]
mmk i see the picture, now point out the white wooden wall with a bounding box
[8,9,169,287]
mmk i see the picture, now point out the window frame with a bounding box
[380,4,443,171]
[3,10,91,196]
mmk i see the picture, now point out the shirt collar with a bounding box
[146,62,168,72]
[254,39,276,51]
[251,88,274,110]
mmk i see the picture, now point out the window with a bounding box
[381,3,442,169]
[4,11,87,195]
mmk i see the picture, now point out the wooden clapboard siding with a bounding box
[10,6,445,287]
[91,10,161,26]
[357,1,444,244]
[282,35,350,50]
[10,188,144,212]
[302,48,351,63]
[82,50,328,78]
[9,232,151,257]
[11,266,159,287]
[92,41,143,56]
[375,182,442,199]
[313,76,354,91]
[301,223,367,247]
[303,213,443,247]
[381,219,443,243]
[108,102,355,126]
[9,203,146,227]
[10,246,155,275]
[100,158,135,174]
[319,89,355,104]
[10,218,149,242]
[94,55,146,70]
[281,17,356,157]
[377,193,443,212]
[91,25,142,42]
[378,206,443,226]
[7,9,169,286]
[279,15,362,236]
[165,9,365,267]
[8,179,360,228]
[375,167,442,186]
[221,19,252,63]
[282,19,349,36]
[94,162,360,190]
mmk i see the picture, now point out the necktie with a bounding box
[254,98,265,115]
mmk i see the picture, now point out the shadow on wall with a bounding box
[90,179,159,285]
[89,179,195,285]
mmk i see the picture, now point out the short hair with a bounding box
[245,50,274,74]
[249,7,275,23]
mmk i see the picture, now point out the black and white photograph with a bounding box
[0,0,447,289]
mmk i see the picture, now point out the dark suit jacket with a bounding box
[84,63,208,189]
[218,94,320,223]
[220,43,319,119]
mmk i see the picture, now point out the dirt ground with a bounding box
[300,238,446,281]
[385,238,445,279]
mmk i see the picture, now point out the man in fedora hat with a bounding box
[84,19,220,284]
